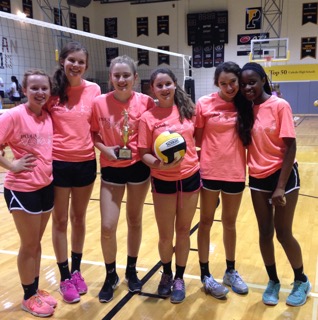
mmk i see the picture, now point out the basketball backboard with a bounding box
[249,38,290,64]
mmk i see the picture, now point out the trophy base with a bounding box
[117,148,132,160]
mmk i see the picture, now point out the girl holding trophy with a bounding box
[91,55,156,303]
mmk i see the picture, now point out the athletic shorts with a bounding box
[249,162,300,193]
[151,170,201,194]
[53,159,97,188]
[101,161,150,185]
[11,96,21,102]
[202,179,245,194]
[0,91,4,98]
[4,183,54,214]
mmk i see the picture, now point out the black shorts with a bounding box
[11,96,21,102]
[202,179,245,194]
[152,170,201,194]
[53,159,97,187]
[4,183,54,214]
[0,91,4,98]
[249,162,300,194]
[101,161,150,185]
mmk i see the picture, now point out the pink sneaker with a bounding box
[21,295,54,317]
[37,289,58,308]
[59,279,80,303]
[71,270,88,295]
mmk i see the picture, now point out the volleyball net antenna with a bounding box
[0,11,190,95]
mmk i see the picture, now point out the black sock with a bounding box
[34,276,39,291]
[293,266,307,282]
[226,259,235,272]
[162,261,173,276]
[57,260,71,282]
[199,261,210,281]
[71,251,83,274]
[265,264,280,283]
[22,283,36,300]
[175,265,185,280]
[106,262,117,283]
[126,256,137,275]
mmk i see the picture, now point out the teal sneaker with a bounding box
[286,279,311,307]
[223,270,248,294]
[262,280,280,305]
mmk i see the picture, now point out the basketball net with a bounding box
[265,56,272,67]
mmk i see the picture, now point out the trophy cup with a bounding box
[118,110,132,159]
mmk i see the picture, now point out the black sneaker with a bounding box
[125,271,142,293]
[158,273,173,297]
[99,275,119,303]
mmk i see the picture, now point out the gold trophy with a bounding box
[118,110,132,159]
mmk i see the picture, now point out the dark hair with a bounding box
[241,62,272,95]
[11,75,19,88]
[214,62,254,146]
[52,41,88,103]
[150,68,195,122]
[22,69,52,91]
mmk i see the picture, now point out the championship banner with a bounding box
[137,49,149,66]
[214,44,224,67]
[106,47,118,67]
[0,0,10,13]
[301,37,317,59]
[245,7,262,30]
[105,18,117,38]
[203,45,213,68]
[302,3,318,25]
[137,17,148,37]
[192,45,202,68]
[83,16,90,33]
[23,0,33,18]
[70,12,77,30]
[54,7,62,26]
[264,64,318,81]
[157,16,169,35]
[158,46,169,65]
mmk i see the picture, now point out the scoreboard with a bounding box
[187,11,228,46]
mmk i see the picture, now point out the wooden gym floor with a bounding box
[0,116,317,320]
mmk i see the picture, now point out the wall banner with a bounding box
[301,37,317,59]
[264,64,318,81]
[157,16,169,35]
[302,3,318,25]
[245,7,262,30]
[137,49,149,66]
[137,17,148,37]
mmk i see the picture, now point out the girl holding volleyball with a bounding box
[0,69,56,317]
[240,62,310,307]
[91,55,155,303]
[138,68,200,304]
[48,41,101,304]
[195,62,253,298]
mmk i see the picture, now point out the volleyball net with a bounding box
[0,11,190,97]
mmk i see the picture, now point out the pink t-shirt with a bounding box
[196,92,246,182]
[138,105,199,181]
[91,91,156,168]
[0,104,53,191]
[47,80,101,162]
[247,95,296,179]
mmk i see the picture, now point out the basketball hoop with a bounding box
[265,56,272,67]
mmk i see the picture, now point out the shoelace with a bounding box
[173,279,184,291]
[161,273,172,285]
